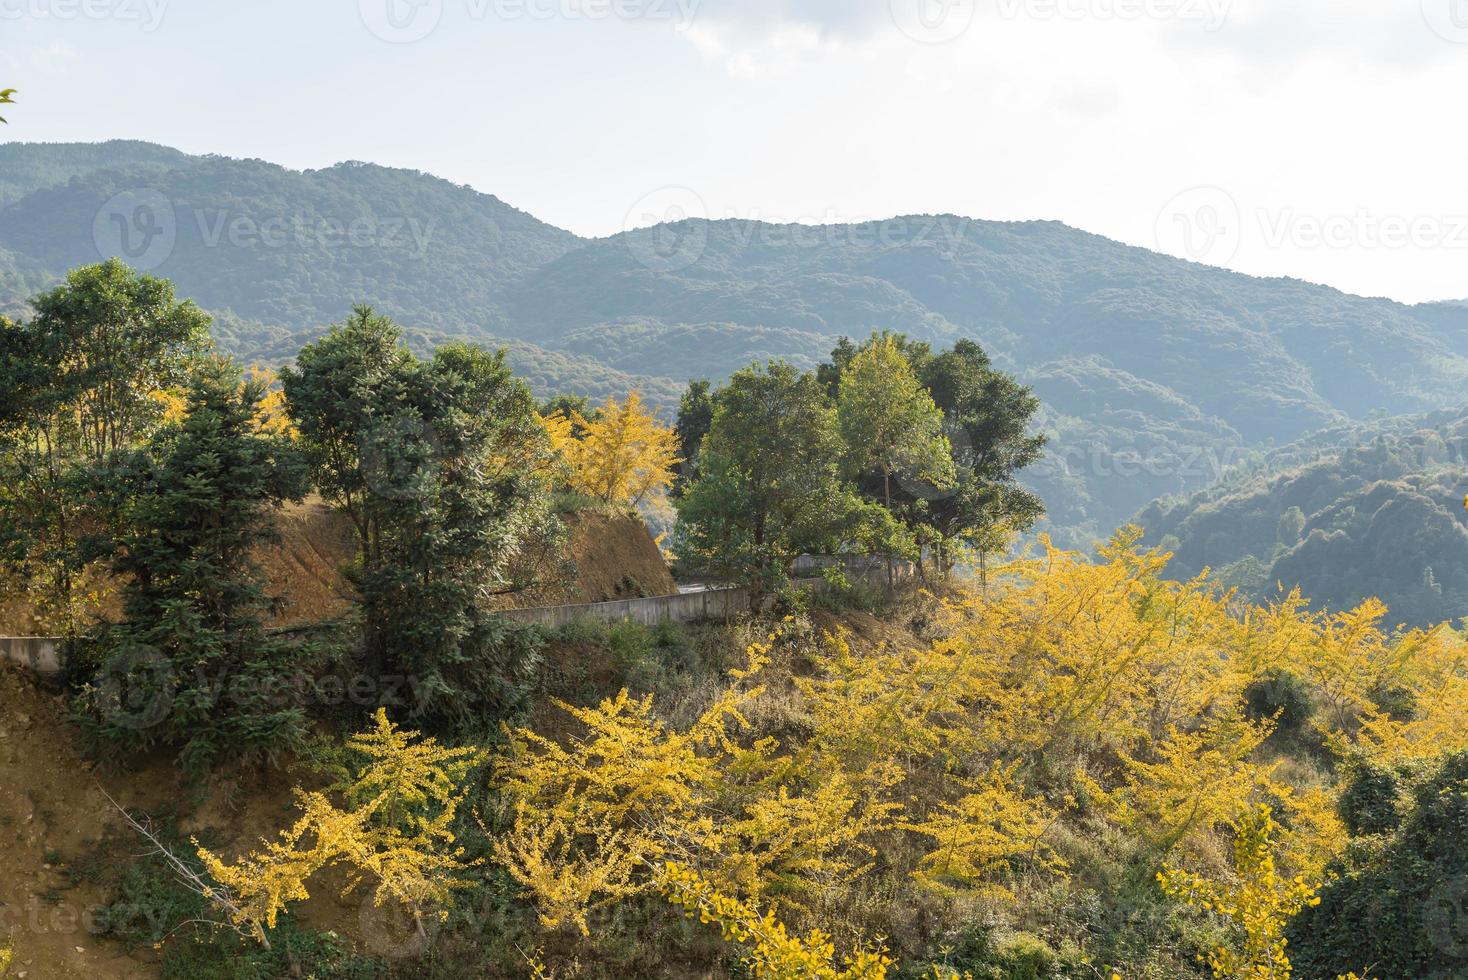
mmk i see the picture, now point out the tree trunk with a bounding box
[883,469,894,592]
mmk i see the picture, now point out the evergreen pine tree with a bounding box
[76,358,311,776]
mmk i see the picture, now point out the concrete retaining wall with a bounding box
[0,637,62,675]
[0,560,916,667]
[501,584,757,628]
[501,559,913,629]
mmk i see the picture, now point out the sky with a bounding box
[2,0,1466,304]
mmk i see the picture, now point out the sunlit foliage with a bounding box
[197,709,484,945]
[493,531,1468,976]
[543,390,680,506]
[1158,805,1321,980]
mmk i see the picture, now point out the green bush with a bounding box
[551,618,698,694]
[1242,668,1315,736]
[159,922,384,980]
[1288,751,1468,979]
[1337,759,1404,837]
[939,926,1090,980]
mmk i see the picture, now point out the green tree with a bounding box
[918,339,1045,581]
[0,262,209,633]
[27,260,210,463]
[285,310,557,729]
[675,361,897,607]
[73,358,312,776]
[672,378,714,497]
[539,393,591,432]
[835,333,954,583]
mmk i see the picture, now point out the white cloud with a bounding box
[25,40,80,75]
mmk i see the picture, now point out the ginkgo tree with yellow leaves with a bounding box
[1158,806,1323,980]
[195,709,485,947]
[486,529,1466,978]
[541,391,681,506]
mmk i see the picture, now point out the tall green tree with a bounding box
[835,333,954,583]
[28,260,210,463]
[919,339,1046,580]
[0,261,209,633]
[284,309,557,729]
[280,306,416,574]
[672,378,714,496]
[73,358,311,776]
[674,361,898,607]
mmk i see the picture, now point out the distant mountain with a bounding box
[3,140,1468,547]
[1134,409,1468,627]
[0,139,190,207]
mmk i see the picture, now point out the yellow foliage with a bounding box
[1111,707,1278,854]
[197,709,484,945]
[904,763,1067,902]
[490,533,1467,974]
[246,365,297,438]
[149,386,189,425]
[493,666,774,932]
[937,529,1246,756]
[542,391,680,505]
[1158,805,1322,980]
[660,862,895,980]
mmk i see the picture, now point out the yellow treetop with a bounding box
[541,391,680,505]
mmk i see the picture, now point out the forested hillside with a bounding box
[2,248,1465,980]
[1135,408,1468,626]
[6,141,1468,545]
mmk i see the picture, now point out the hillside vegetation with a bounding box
[0,260,1465,979]
[1136,407,1468,626]
[6,142,1468,545]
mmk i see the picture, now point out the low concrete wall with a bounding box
[502,559,914,629]
[0,637,62,675]
[0,561,917,666]
[501,584,756,628]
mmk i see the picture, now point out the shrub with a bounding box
[1288,751,1468,979]
[1336,760,1403,837]
[1243,668,1315,736]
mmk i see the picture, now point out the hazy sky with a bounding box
[2,0,1466,303]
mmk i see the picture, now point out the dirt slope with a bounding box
[2,501,675,635]
[0,668,162,978]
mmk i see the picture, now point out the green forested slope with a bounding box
[1135,408,1468,626]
